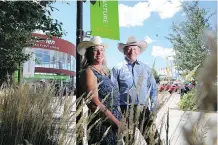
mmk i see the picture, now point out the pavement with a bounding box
[156,93,217,145]
[53,96,77,145]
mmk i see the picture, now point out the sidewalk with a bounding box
[53,95,77,145]
[156,93,217,145]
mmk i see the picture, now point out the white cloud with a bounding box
[119,0,182,27]
[151,46,175,59]
[168,56,174,61]
[119,2,150,27]
[144,36,155,44]
[148,0,182,19]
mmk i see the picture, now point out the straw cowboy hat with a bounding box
[77,36,108,56]
[118,36,148,53]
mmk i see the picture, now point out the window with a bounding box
[33,48,76,72]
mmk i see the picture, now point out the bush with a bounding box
[178,89,197,111]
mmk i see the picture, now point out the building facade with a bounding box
[22,33,76,87]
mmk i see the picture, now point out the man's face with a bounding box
[124,45,140,62]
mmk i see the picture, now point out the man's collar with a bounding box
[124,57,140,65]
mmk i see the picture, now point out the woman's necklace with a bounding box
[91,65,105,75]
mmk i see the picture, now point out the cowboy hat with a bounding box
[118,36,147,53]
[77,36,108,56]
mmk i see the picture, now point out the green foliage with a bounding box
[178,89,197,111]
[167,1,214,72]
[152,68,160,84]
[0,1,64,83]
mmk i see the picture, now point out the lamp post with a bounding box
[76,0,83,83]
[76,1,93,144]
[76,1,83,144]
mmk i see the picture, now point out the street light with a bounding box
[76,1,83,145]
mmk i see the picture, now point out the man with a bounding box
[111,36,159,144]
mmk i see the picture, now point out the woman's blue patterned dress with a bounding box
[87,67,122,145]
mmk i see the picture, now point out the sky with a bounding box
[50,0,217,71]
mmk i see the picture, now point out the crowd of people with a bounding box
[180,80,196,97]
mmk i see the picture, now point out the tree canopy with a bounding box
[167,1,214,72]
[0,1,64,83]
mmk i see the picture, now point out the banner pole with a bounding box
[76,0,83,144]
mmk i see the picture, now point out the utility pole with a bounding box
[76,0,83,145]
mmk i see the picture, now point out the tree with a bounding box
[167,1,214,72]
[0,1,64,83]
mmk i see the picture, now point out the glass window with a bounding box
[67,54,71,71]
[33,48,75,72]
[43,50,50,63]
[50,50,56,69]
[71,56,76,72]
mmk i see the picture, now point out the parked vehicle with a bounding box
[168,84,180,94]
[159,82,180,94]
[159,84,170,92]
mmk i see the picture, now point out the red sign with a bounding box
[32,33,76,56]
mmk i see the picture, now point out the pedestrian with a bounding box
[77,36,123,145]
[111,36,159,144]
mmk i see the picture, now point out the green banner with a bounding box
[90,0,120,40]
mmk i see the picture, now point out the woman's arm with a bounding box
[81,68,120,128]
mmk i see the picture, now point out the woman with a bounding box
[77,36,122,145]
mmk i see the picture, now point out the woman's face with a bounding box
[92,45,105,64]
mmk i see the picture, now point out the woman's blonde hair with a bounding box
[81,47,109,75]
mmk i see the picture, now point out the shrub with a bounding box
[178,89,197,111]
